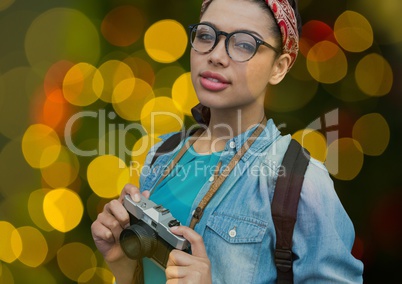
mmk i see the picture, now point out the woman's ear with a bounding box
[269,53,291,85]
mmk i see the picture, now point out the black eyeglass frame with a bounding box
[188,23,281,62]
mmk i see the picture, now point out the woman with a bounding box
[91,0,364,283]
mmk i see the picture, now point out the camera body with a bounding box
[120,194,190,268]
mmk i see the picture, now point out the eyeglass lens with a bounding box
[190,24,258,62]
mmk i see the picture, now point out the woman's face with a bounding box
[190,0,282,113]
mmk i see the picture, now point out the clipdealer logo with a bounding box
[64,108,339,173]
[64,109,185,159]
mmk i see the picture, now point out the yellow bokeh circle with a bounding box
[43,188,84,232]
[0,221,22,263]
[292,129,327,162]
[140,97,184,136]
[41,146,80,188]
[352,113,390,156]
[325,138,364,180]
[307,41,348,84]
[355,53,393,97]
[97,60,135,103]
[112,78,155,121]
[87,155,130,198]
[15,226,48,267]
[78,267,114,284]
[25,8,100,73]
[57,242,97,282]
[334,11,373,52]
[0,263,14,283]
[144,19,188,63]
[22,124,61,169]
[28,189,54,231]
[172,72,199,116]
[63,63,103,106]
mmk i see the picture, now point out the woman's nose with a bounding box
[207,37,230,67]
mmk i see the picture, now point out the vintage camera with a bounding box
[120,194,190,268]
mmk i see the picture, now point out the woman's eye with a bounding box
[196,32,215,42]
[235,42,256,53]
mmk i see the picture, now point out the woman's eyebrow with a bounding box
[200,21,266,40]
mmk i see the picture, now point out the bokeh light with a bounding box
[44,60,74,99]
[39,92,70,133]
[123,56,155,87]
[43,188,84,232]
[16,226,48,267]
[265,71,318,112]
[0,263,14,284]
[334,11,373,52]
[97,60,134,103]
[28,189,54,231]
[101,5,145,47]
[40,146,80,188]
[355,53,393,97]
[325,138,364,180]
[154,65,186,90]
[77,267,114,284]
[0,0,14,11]
[0,139,41,199]
[87,155,130,198]
[292,129,327,162]
[172,72,199,116]
[112,78,155,121]
[0,67,34,139]
[307,41,348,84]
[144,19,188,63]
[352,113,390,156]
[22,124,61,169]
[63,63,103,106]
[322,69,369,103]
[299,20,335,58]
[40,60,78,133]
[57,242,97,282]
[140,97,184,135]
[25,8,100,74]
[348,0,402,44]
[0,221,22,263]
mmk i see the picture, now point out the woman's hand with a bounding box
[90,183,150,284]
[165,226,212,284]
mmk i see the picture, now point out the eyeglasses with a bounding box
[188,23,281,62]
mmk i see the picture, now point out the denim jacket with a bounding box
[139,119,364,283]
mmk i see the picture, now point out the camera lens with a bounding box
[120,221,157,260]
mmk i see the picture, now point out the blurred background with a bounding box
[0,0,401,283]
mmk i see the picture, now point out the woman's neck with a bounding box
[193,106,265,154]
[207,107,265,137]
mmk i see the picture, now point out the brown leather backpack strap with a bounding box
[272,139,310,284]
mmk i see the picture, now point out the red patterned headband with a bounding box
[200,0,299,70]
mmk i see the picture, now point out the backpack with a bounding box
[149,132,310,284]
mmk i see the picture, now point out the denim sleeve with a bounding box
[292,158,364,283]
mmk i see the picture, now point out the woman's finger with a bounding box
[169,226,208,258]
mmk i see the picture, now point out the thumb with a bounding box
[142,190,150,199]
[170,226,207,258]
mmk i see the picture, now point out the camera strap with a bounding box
[149,117,268,229]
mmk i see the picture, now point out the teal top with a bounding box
[143,145,222,283]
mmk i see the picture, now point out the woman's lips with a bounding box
[200,71,230,92]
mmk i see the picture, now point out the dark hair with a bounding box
[200,0,302,52]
